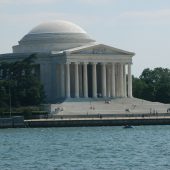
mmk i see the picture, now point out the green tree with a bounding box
[0,80,9,107]
[132,76,147,99]
[0,54,45,107]
[133,67,170,103]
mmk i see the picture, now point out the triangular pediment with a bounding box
[66,44,134,55]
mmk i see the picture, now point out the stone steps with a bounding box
[49,98,170,115]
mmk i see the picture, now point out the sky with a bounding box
[0,0,170,77]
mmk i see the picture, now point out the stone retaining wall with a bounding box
[0,116,25,128]
[25,117,170,128]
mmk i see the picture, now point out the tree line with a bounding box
[0,54,45,108]
[133,67,170,103]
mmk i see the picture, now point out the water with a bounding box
[0,126,170,170]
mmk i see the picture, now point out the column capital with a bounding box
[90,62,97,65]
[83,62,89,65]
[110,63,116,68]
[73,62,80,65]
[65,62,71,65]
[101,62,107,66]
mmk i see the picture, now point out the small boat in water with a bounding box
[124,125,133,129]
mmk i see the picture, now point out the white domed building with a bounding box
[13,20,96,53]
[0,20,134,103]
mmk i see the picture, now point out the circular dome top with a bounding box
[13,20,96,53]
[29,20,86,34]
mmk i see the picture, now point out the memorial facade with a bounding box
[0,20,135,103]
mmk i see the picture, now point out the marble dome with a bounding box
[29,20,87,34]
[13,20,95,53]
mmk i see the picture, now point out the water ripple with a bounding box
[0,126,170,169]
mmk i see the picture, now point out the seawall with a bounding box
[25,117,170,128]
[0,116,25,128]
[1,116,170,128]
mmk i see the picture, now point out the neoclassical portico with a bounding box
[51,61,132,99]
[39,43,134,102]
[0,20,134,103]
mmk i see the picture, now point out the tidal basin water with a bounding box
[1,126,170,170]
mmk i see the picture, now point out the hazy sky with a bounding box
[0,0,170,77]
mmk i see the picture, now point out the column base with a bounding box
[74,95,79,99]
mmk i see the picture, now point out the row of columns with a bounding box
[62,62,132,99]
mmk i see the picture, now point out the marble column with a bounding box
[120,63,124,97]
[78,64,83,97]
[92,62,97,98]
[83,62,88,98]
[101,63,106,97]
[106,65,111,97]
[123,64,127,97]
[116,64,120,97]
[115,64,118,97]
[65,62,70,98]
[111,63,115,97]
[75,62,79,98]
[60,64,65,98]
[128,63,132,98]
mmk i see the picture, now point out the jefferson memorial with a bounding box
[0,20,134,103]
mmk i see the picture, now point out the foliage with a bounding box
[0,109,48,119]
[133,67,170,103]
[0,54,45,108]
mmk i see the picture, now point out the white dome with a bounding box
[29,20,86,34]
[13,20,96,53]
